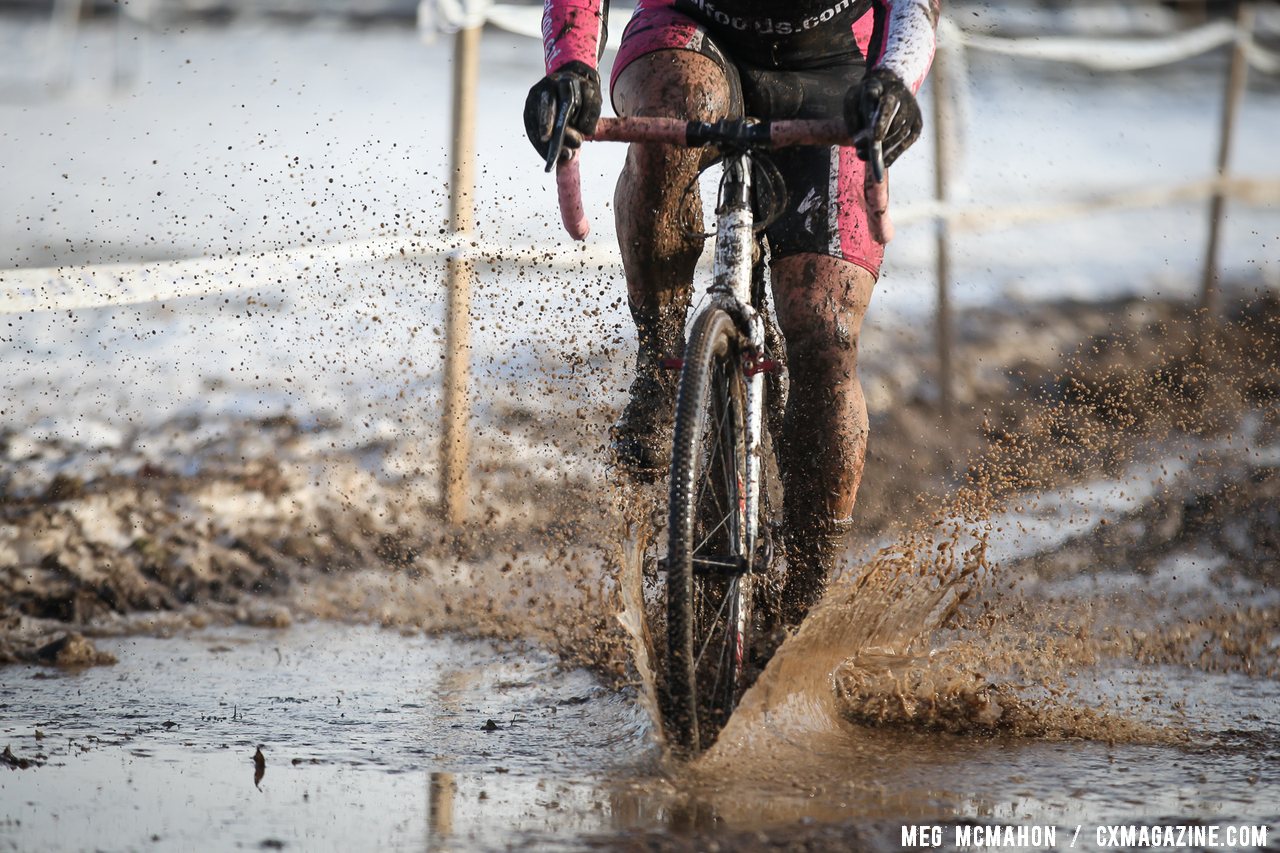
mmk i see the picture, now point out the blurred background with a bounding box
[2,0,1277,456]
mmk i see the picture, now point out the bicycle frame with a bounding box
[707,154,767,573]
[554,115,891,570]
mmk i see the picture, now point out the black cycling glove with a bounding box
[523,61,603,165]
[846,67,922,170]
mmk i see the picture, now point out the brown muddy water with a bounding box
[1,628,1277,852]
[3,530,1278,852]
[1,623,657,851]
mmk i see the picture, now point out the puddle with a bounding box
[2,620,1278,851]
[0,623,656,851]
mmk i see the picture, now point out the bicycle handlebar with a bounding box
[553,116,893,244]
[557,155,589,239]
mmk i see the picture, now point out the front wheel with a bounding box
[664,307,754,754]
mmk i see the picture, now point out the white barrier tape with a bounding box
[894,176,1280,231]
[0,235,619,315]
[1244,39,1280,75]
[484,4,635,51]
[959,21,1279,73]
[483,5,1279,74]
[5,178,1276,315]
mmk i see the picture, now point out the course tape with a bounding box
[0,235,618,315]
[5,177,1277,315]
[482,6,1280,74]
[894,176,1280,231]
[960,21,1280,74]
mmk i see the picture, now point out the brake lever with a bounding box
[543,76,582,173]
[851,128,886,184]
[869,140,885,183]
[859,77,887,183]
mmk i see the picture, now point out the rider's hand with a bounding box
[846,68,922,169]
[523,61,602,163]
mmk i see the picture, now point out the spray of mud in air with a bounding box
[608,294,1280,781]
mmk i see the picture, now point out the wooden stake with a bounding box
[428,772,457,837]
[442,25,481,525]
[932,38,954,422]
[1200,2,1253,315]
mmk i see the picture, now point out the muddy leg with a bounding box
[771,253,876,626]
[608,52,735,471]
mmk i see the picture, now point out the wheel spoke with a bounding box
[693,368,731,524]
[694,512,733,555]
[694,580,734,669]
[706,580,739,704]
[692,367,733,553]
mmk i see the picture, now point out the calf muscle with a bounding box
[773,253,875,521]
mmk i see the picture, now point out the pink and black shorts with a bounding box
[610,0,885,277]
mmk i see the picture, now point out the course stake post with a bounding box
[932,28,955,422]
[442,24,481,525]
[1201,1,1253,315]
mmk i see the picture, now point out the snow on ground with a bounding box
[1,17,1277,453]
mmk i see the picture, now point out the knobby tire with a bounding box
[664,307,753,754]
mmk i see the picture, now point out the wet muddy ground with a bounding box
[2,291,1279,851]
[0,624,657,851]
[1,623,1276,851]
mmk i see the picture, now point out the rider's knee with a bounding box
[772,254,874,365]
[625,137,702,182]
[612,51,734,123]
[614,53,732,211]
[791,317,858,366]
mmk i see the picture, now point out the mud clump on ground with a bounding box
[31,631,117,668]
[1,744,47,770]
[855,292,1280,536]
[0,412,621,672]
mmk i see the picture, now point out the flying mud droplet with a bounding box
[253,745,266,790]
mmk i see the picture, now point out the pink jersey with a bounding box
[542,0,609,73]
[542,0,938,94]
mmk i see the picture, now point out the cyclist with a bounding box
[525,0,939,628]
